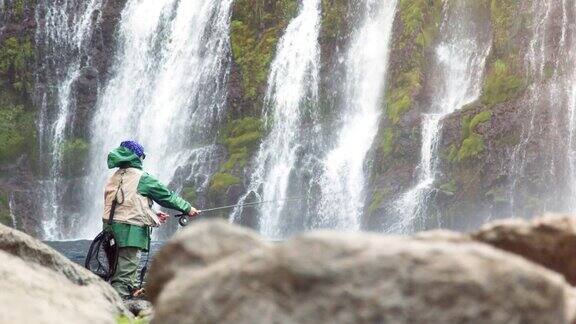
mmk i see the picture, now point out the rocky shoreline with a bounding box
[3,215,576,323]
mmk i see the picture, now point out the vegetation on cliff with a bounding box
[230,0,298,107]
[0,99,35,164]
[376,0,444,166]
[448,111,492,162]
[0,191,11,226]
[209,117,263,194]
[0,2,37,168]
[479,0,526,108]
[386,0,444,124]
[0,36,34,95]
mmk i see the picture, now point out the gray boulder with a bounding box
[150,221,573,324]
[472,215,576,285]
[0,224,129,323]
[146,219,267,303]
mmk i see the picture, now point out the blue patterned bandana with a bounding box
[120,140,146,159]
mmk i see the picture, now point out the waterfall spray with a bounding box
[231,0,321,239]
[35,0,102,240]
[390,1,491,233]
[509,0,576,216]
[313,0,398,231]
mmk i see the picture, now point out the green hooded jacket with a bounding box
[104,147,192,250]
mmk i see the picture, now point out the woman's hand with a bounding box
[188,207,200,217]
[157,211,169,224]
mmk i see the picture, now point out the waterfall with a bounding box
[80,0,232,238]
[313,0,397,230]
[389,1,491,233]
[231,0,322,239]
[564,1,576,210]
[510,0,576,215]
[35,0,102,240]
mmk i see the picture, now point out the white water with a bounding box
[563,1,576,210]
[81,0,232,238]
[313,0,398,230]
[35,0,102,240]
[509,0,576,215]
[231,0,322,239]
[390,1,491,233]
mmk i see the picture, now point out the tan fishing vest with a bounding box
[102,168,161,227]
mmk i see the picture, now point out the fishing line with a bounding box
[173,187,385,226]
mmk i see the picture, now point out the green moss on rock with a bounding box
[489,0,516,57]
[385,0,443,123]
[381,128,395,156]
[230,0,297,103]
[210,172,241,193]
[0,36,34,94]
[210,117,264,195]
[451,111,492,162]
[481,60,525,107]
[0,191,11,226]
[477,0,526,108]
[221,117,263,172]
[0,103,35,163]
[457,133,485,161]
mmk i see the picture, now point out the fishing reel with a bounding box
[174,213,191,227]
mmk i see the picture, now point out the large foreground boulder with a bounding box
[471,215,576,285]
[150,221,573,324]
[0,224,129,323]
[146,219,267,303]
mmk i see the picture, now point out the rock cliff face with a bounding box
[366,0,576,231]
[0,0,575,236]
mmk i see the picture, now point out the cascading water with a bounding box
[552,0,576,213]
[562,1,576,211]
[313,0,397,230]
[81,0,233,238]
[389,1,491,233]
[231,0,322,239]
[35,0,102,240]
[510,0,576,216]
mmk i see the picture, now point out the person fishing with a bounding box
[102,140,199,299]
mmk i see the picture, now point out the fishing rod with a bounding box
[173,186,392,227]
[174,196,308,226]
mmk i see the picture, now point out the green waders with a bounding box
[111,247,141,299]
[103,222,150,299]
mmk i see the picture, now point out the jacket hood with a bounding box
[107,146,143,169]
